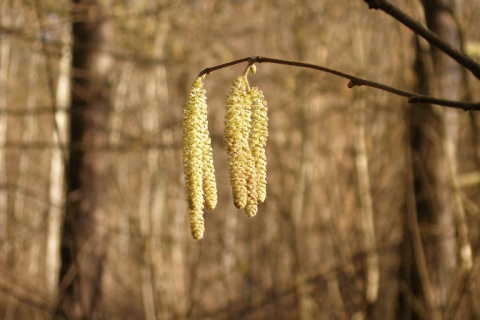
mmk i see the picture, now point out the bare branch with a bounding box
[198,56,480,111]
[363,0,480,80]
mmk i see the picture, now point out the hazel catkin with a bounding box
[245,153,258,217]
[200,87,217,210]
[224,76,252,209]
[189,207,205,240]
[203,134,217,210]
[183,68,270,237]
[183,77,217,239]
[249,87,269,203]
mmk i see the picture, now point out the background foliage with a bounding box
[1,0,480,319]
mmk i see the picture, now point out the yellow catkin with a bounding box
[183,78,205,211]
[249,87,269,203]
[189,207,205,240]
[245,151,258,217]
[203,134,217,210]
[183,77,215,239]
[200,83,217,209]
[224,76,252,209]
[242,93,257,214]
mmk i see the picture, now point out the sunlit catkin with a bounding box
[189,207,205,240]
[183,77,215,239]
[203,134,217,210]
[245,154,258,217]
[224,76,252,209]
[249,87,269,203]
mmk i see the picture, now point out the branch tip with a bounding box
[364,0,480,80]
[364,0,382,9]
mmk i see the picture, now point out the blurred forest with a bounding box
[1,0,480,319]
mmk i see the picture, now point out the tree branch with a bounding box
[198,56,480,111]
[363,0,480,80]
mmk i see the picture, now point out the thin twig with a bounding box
[198,56,480,111]
[363,0,480,80]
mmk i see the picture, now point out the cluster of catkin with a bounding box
[183,69,268,239]
[224,76,268,217]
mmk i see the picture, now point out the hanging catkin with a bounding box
[183,65,269,237]
[224,76,254,209]
[183,77,217,239]
[249,87,269,203]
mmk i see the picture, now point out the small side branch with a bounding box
[198,57,253,77]
[198,56,480,111]
[363,0,480,80]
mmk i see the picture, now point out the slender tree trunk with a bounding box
[0,0,11,263]
[354,97,379,315]
[402,0,464,318]
[56,0,113,318]
[422,2,474,318]
[422,0,466,313]
[138,76,160,320]
[47,18,71,297]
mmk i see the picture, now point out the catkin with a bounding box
[183,77,217,239]
[183,78,205,211]
[189,207,205,240]
[224,76,252,209]
[245,152,258,217]
[183,70,269,237]
[201,88,218,210]
[249,87,269,203]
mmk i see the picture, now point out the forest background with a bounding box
[1,0,480,319]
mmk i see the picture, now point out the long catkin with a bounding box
[183,78,217,239]
[224,76,253,209]
[249,87,269,203]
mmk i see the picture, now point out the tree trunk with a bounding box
[402,0,464,318]
[56,0,113,319]
[47,18,71,297]
[0,1,11,263]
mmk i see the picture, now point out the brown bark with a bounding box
[421,0,464,313]
[56,1,113,319]
[402,0,463,318]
